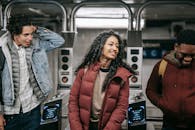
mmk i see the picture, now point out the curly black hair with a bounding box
[7,14,33,39]
[75,30,135,90]
[177,29,195,45]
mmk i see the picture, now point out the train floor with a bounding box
[39,117,163,130]
[63,121,162,130]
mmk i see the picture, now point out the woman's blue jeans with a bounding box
[4,105,41,130]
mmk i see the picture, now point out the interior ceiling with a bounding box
[1,0,195,22]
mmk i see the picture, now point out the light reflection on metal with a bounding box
[28,7,50,17]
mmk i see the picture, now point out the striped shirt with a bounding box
[4,43,40,115]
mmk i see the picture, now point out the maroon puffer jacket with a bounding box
[68,62,132,130]
[146,56,195,128]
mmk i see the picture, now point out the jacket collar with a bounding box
[164,50,181,67]
[90,62,132,81]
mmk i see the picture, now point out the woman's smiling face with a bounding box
[100,35,119,61]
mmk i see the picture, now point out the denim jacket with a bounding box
[0,27,64,112]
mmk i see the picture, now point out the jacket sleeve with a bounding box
[35,27,64,51]
[146,61,163,107]
[68,69,84,130]
[103,76,130,130]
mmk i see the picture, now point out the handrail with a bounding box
[70,1,133,32]
[2,0,67,32]
[136,1,195,31]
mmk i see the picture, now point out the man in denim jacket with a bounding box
[0,15,64,130]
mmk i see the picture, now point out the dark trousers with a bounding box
[89,121,98,130]
[162,127,194,130]
[4,105,41,130]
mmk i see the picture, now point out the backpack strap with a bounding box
[158,59,167,78]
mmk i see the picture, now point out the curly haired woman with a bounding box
[68,31,135,130]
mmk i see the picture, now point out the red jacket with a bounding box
[146,51,195,128]
[68,63,132,130]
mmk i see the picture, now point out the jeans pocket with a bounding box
[4,114,19,125]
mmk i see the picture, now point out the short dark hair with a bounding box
[177,29,195,45]
[7,14,33,38]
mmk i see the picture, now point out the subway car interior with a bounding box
[1,0,195,130]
